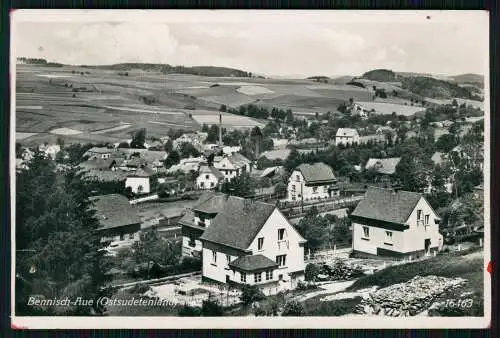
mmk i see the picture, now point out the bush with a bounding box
[296,280,319,291]
[282,300,304,316]
[177,304,202,316]
[201,299,224,316]
[305,263,320,282]
[130,283,151,294]
[240,284,265,305]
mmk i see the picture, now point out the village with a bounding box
[15,95,485,317]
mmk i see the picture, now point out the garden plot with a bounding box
[236,85,275,95]
[191,113,266,129]
[356,101,425,116]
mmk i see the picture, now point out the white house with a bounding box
[196,165,224,190]
[125,167,155,194]
[213,153,251,183]
[179,194,306,293]
[350,187,444,259]
[39,144,61,160]
[173,132,208,153]
[222,146,242,156]
[365,157,401,176]
[287,163,339,202]
[335,128,360,146]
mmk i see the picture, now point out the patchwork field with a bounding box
[356,101,426,116]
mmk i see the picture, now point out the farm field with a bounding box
[190,110,267,129]
[356,101,426,116]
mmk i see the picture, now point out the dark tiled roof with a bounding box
[127,166,155,177]
[89,194,141,230]
[199,196,276,250]
[351,187,422,225]
[297,163,336,183]
[193,193,230,214]
[229,254,279,272]
[79,158,117,170]
[199,165,224,180]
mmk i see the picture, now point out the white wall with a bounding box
[202,248,239,283]
[182,236,203,257]
[352,197,443,256]
[248,209,306,277]
[196,173,220,190]
[125,177,150,194]
[335,135,359,146]
[287,170,333,201]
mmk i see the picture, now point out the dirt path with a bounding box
[294,280,357,302]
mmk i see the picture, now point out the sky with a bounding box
[13,11,489,78]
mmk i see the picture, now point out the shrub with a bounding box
[201,299,224,316]
[177,304,202,316]
[305,263,320,282]
[296,280,319,291]
[240,284,265,305]
[282,300,304,316]
[130,283,151,294]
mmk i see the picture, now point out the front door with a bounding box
[424,239,431,255]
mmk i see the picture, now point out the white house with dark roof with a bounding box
[125,167,155,194]
[335,128,360,146]
[286,163,339,202]
[213,153,252,182]
[89,194,141,244]
[350,187,443,259]
[364,157,401,183]
[196,165,224,190]
[179,193,306,293]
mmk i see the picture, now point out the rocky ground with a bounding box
[354,275,468,317]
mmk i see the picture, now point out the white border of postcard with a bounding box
[10,9,491,329]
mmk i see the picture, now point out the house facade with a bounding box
[286,163,339,201]
[196,165,224,190]
[335,128,360,146]
[125,167,155,194]
[180,194,307,293]
[350,187,443,259]
[213,153,251,183]
[89,194,142,244]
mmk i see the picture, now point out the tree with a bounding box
[285,109,294,123]
[179,142,200,158]
[240,284,265,305]
[207,124,220,143]
[296,208,329,252]
[221,172,256,197]
[282,300,304,316]
[118,142,130,148]
[164,139,173,153]
[435,134,459,153]
[219,104,227,112]
[16,154,110,315]
[164,151,180,168]
[201,299,224,316]
[15,142,23,158]
[130,128,146,149]
[305,263,320,281]
[275,182,288,198]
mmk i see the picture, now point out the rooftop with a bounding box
[351,187,423,225]
[336,128,359,138]
[365,157,401,175]
[198,165,224,180]
[229,254,279,272]
[89,194,141,230]
[296,162,336,184]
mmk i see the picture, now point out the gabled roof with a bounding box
[229,254,279,272]
[199,196,276,250]
[79,158,117,170]
[336,128,359,138]
[228,153,251,168]
[198,165,224,180]
[89,194,141,230]
[365,157,401,175]
[431,152,446,165]
[127,166,155,178]
[351,187,422,225]
[296,163,336,184]
[193,193,230,214]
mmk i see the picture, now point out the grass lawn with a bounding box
[104,288,180,316]
[302,295,362,316]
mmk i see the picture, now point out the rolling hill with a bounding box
[448,73,484,87]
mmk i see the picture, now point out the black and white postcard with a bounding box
[10,10,491,329]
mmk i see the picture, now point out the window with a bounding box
[205,174,209,179]
[254,272,262,283]
[240,272,246,283]
[226,254,231,265]
[296,175,300,182]
[129,233,134,240]
[200,182,205,188]
[323,185,328,193]
[266,270,273,280]
[276,255,287,267]
[417,209,423,221]
[385,231,393,244]
[210,182,214,187]
[425,215,430,225]
[257,237,264,251]
[362,226,370,239]
[211,250,217,264]
[291,185,296,192]
[188,237,196,247]
[312,186,318,194]
[278,229,285,240]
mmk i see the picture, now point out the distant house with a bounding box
[260,166,284,179]
[196,165,224,190]
[173,132,208,153]
[350,103,370,118]
[89,194,141,243]
[335,128,360,146]
[180,193,307,293]
[259,149,291,161]
[222,146,242,156]
[350,187,443,259]
[270,138,289,149]
[365,158,401,176]
[39,144,61,160]
[213,153,252,182]
[286,163,339,201]
[376,126,395,135]
[83,147,122,160]
[125,167,155,194]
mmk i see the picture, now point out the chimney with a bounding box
[218,113,223,146]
